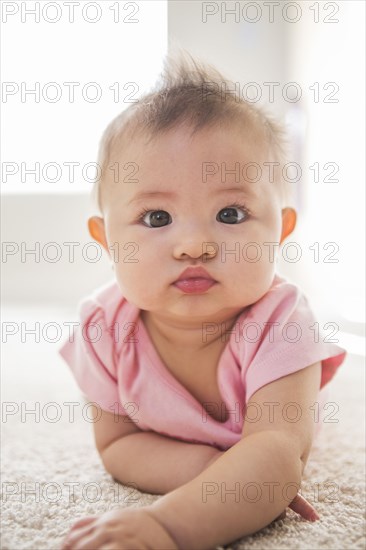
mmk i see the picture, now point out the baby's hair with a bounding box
[92,52,291,214]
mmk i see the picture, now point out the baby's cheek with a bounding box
[239,248,277,296]
[113,256,159,308]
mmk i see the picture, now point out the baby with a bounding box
[60,54,346,549]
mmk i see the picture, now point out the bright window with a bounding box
[1,1,167,194]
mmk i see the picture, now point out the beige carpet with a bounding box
[1,306,365,549]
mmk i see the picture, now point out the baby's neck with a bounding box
[140,308,243,354]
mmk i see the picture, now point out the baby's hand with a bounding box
[59,493,317,549]
[60,506,178,550]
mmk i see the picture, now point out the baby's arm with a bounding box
[91,405,223,494]
[146,362,322,549]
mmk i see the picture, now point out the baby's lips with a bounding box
[174,266,216,283]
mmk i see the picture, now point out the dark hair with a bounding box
[93,52,289,213]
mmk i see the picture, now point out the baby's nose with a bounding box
[172,228,217,260]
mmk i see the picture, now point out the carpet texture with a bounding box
[1,307,365,549]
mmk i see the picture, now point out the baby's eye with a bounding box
[217,205,249,224]
[140,209,172,228]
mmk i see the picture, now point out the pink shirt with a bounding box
[59,275,346,451]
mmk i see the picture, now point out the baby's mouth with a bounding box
[173,277,217,294]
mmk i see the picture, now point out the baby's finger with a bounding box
[289,493,320,521]
[71,531,110,550]
[61,523,96,550]
[70,516,97,529]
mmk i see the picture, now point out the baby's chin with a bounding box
[128,294,255,324]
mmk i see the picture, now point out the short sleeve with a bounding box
[59,296,127,415]
[240,278,346,404]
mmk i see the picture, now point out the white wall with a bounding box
[286,1,365,324]
[1,194,112,305]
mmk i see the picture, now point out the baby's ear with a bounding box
[88,216,109,252]
[280,207,297,243]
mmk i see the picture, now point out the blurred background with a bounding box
[1,0,365,356]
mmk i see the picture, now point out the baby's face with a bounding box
[97,124,287,325]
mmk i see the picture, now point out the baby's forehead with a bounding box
[98,121,283,213]
[108,122,271,167]
[104,145,279,210]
